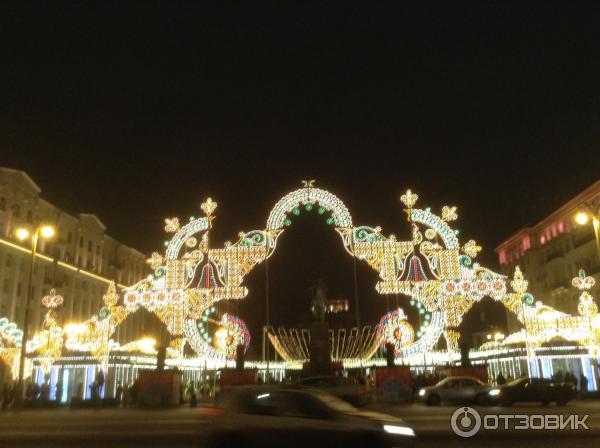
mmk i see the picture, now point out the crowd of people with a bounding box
[1,376,57,410]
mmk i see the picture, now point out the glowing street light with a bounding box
[574,203,600,257]
[15,228,30,241]
[40,225,55,239]
[13,223,57,409]
[575,211,589,226]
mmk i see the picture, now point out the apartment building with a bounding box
[0,167,158,343]
[496,180,600,332]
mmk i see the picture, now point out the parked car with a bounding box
[487,377,577,406]
[207,386,415,448]
[417,376,490,406]
[295,375,372,406]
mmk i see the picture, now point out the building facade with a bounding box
[0,167,160,345]
[496,180,600,332]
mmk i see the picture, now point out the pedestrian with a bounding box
[55,381,63,405]
[496,373,506,385]
[115,382,123,404]
[566,371,573,384]
[130,380,138,407]
[25,381,34,403]
[33,382,41,402]
[95,370,105,400]
[579,373,589,393]
[123,384,131,407]
[189,384,197,408]
[41,384,49,407]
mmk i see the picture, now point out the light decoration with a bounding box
[164,218,180,233]
[115,338,157,355]
[215,313,251,359]
[17,181,593,370]
[63,282,130,371]
[28,289,64,373]
[121,182,541,364]
[376,308,415,354]
[573,269,597,318]
[479,268,600,360]
[0,318,23,379]
[0,317,24,347]
[267,324,380,363]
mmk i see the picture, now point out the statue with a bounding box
[310,279,328,322]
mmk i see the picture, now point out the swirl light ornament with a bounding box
[376,309,415,353]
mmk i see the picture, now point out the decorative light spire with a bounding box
[201,197,218,217]
[511,266,528,295]
[400,189,418,209]
[103,281,119,307]
[164,217,180,233]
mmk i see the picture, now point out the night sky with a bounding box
[2,3,599,349]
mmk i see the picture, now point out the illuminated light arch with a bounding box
[104,182,599,367]
[7,182,600,373]
[266,185,353,231]
[127,183,501,362]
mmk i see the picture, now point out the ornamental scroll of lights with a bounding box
[1,182,599,378]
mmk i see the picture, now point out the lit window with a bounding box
[499,250,507,264]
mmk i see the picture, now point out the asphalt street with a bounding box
[0,400,598,447]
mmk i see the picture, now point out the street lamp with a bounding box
[574,203,600,257]
[13,223,56,409]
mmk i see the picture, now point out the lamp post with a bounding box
[13,223,56,409]
[575,203,600,257]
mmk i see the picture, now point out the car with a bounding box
[487,377,577,406]
[207,385,415,448]
[417,376,491,406]
[295,375,373,406]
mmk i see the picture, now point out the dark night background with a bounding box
[1,2,599,351]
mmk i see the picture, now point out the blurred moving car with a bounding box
[295,375,372,406]
[487,377,577,406]
[208,386,415,448]
[417,376,490,406]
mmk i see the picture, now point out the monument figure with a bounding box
[310,279,328,322]
[307,279,331,375]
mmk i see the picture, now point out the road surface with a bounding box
[0,400,598,447]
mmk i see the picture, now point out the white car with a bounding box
[208,386,415,447]
[417,376,490,406]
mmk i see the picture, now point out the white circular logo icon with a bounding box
[451,406,481,437]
